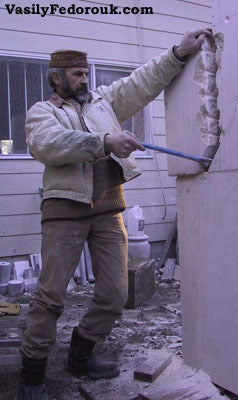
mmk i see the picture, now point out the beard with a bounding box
[62,76,89,104]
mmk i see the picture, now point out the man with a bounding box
[15,29,211,400]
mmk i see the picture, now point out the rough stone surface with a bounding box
[125,258,155,309]
[164,36,220,176]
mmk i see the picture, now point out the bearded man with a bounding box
[15,28,211,400]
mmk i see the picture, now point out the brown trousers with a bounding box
[21,212,128,359]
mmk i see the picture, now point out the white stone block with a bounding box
[0,262,11,284]
[14,261,30,281]
[8,280,24,296]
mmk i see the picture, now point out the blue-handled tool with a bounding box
[141,142,212,166]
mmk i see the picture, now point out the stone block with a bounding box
[134,352,172,383]
[124,258,155,309]
[24,278,38,292]
[8,280,24,297]
[0,262,11,284]
[13,261,30,281]
[161,258,176,282]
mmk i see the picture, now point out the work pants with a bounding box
[21,212,128,359]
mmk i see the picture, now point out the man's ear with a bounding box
[51,72,63,87]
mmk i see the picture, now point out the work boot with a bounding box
[67,327,120,380]
[13,357,49,400]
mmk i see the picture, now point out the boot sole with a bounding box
[65,358,120,380]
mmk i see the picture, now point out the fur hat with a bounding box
[49,50,88,68]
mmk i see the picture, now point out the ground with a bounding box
[0,275,237,400]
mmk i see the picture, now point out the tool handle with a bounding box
[141,142,212,165]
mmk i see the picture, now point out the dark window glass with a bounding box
[96,67,145,140]
[9,61,27,154]
[26,63,41,109]
[42,64,52,101]
[0,61,10,154]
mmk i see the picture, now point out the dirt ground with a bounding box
[0,274,237,400]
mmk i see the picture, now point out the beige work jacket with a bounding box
[25,48,184,203]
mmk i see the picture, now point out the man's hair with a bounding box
[48,67,65,90]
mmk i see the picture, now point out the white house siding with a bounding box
[0,0,212,257]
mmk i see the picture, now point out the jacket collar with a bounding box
[49,91,102,108]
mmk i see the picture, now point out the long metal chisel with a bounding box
[141,142,212,165]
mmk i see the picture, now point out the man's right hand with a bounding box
[104,131,145,158]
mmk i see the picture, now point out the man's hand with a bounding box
[175,28,212,58]
[104,131,145,158]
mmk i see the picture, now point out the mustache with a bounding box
[78,83,88,93]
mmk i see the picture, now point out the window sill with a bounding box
[0,155,33,160]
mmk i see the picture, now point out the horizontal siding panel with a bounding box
[124,170,176,190]
[86,0,212,20]
[0,194,41,216]
[0,10,138,46]
[0,214,41,237]
[0,174,42,195]
[135,157,157,171]
[0,234,42,257]
[178,0,212,7]
[0,159,44,174]
[0,30,142,64]
[124,171,159,190]
[124,187,177,207]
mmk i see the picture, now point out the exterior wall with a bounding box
[0,0,212,257]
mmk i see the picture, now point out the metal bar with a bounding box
[141,142,212,165]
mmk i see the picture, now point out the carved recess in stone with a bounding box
[164,36,222,176]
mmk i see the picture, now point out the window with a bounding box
[0,56,51,155]
[0,56,150,156]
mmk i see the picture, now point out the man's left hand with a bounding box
[175,28,212,58]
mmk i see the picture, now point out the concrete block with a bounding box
[177,171,238,395]
[0,283,8,295]
[8,280,24,296]
[161,258,176,282]
[13,261,30,281]
[124,258,155,309]
[0,262,11,284]
[134,352,172,383]
[24,278,38,292]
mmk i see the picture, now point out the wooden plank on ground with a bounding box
[138,382,199,400]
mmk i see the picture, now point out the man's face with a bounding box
[61,67,89,102]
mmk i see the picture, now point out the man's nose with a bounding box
[81,74,88,84]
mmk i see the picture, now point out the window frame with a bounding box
[0,52,152,160]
